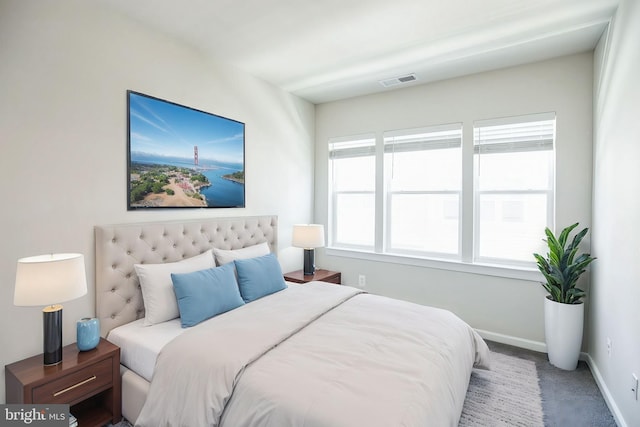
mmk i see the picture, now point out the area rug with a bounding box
[459,351,544,426]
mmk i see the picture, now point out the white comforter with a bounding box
[136,283,490,427]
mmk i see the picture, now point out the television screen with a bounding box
[127,90,245,209]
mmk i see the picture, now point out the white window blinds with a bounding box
[474,112,555,154]
[329,135,376,159]
[384,123,462,153]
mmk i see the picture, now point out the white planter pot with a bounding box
[544,296,584,370]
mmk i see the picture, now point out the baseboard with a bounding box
[474,329,547,353]
[583,353,628,427]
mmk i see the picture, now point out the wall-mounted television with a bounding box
[127,90,245,209]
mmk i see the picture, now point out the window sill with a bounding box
[324,247,543,282]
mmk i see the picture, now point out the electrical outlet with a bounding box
[607,337,612,357]
[632,373,638,401]
[358,274,366,287]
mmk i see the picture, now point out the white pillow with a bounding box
[213,242,270,266]
[134,250,215,326]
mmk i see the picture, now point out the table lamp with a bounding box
[292,224,325,275]
[14,253,88,365]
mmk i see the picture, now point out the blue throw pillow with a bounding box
[234,253,287,303]
[171,263,244,327]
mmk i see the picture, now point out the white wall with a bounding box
[0,0,314,403]
[591,0,640,425]
[315,53,594,348]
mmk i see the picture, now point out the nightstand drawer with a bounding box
[32,358,112,405]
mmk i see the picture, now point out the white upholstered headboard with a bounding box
[95,215,278,337]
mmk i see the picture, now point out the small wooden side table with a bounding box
[5,338,121,427]
[284,269,341,285]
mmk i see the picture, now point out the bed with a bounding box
[95,215,490,427]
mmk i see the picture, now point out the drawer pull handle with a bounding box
[53,375,97,397]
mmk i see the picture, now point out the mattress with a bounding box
[107,317,184,382]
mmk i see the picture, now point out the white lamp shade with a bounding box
[14,253,88,306]
[292,224,325,249]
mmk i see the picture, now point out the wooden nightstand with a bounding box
[284,269,341,284]
[5,338,121,427]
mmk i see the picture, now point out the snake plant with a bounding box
[533,223,596,304]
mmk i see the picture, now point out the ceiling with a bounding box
[96,0,618,104]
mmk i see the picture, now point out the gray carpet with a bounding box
[111,341,617,427]
[486,341,617,427]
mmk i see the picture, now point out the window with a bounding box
[384,124,462,258]
[327,112,556,273]
[328,135,376,249]
[474,113,555,265]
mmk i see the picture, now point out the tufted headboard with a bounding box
[95,215,277,337]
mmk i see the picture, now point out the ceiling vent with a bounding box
[379,73,418,88]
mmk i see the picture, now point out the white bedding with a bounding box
[106,282,299,382]
[107,318,184,382]
[135,282,490,427]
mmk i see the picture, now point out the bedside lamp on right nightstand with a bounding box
[292,224,325,276]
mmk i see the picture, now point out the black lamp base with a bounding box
[303,249,316,276]
[43,304,63,365]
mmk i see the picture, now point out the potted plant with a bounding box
[533,223,596,370]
